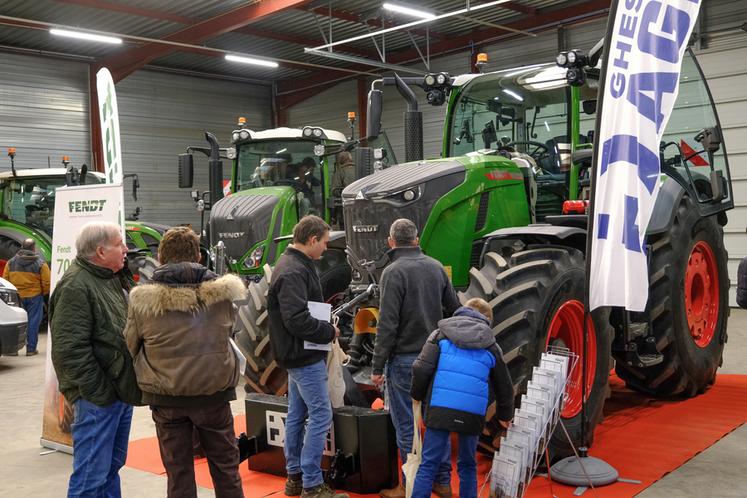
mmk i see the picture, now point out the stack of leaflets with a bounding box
[490,351,572,498]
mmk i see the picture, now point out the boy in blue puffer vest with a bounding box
[410,298,514,498]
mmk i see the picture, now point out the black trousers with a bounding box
[152,402,244,498]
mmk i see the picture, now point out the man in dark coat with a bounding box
[268,215,347,498]
[410,298,514,498]
[50,221,141,497]
[371,218,460,498]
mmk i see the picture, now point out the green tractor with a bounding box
[178,118,396,396]
[0,150,166,277]
[240,41,733,457]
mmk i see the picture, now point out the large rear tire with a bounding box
[0,236,21,267]
[615,194,728,396]
[234,257,354,398]
[460,246,612,458]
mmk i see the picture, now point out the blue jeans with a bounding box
[21,295,43,351]
[285,360,333,489]
[412,429,479,498]
[386,354,451,485]
[69,398,133,498]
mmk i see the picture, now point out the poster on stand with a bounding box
[41,183,125,452]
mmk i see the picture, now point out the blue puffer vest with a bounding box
[430,339,495,415]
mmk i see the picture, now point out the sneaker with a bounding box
[301,483,349,498]
[379,483,405,498]
[26,349,38,357]
[432,483,452,498]
[285,473,303,496]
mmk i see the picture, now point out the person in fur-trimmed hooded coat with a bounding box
[124,227,247,498]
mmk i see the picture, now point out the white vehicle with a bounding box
[0,276,27,356]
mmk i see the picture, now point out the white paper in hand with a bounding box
[304,301,333,351]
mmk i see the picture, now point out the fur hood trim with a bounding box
[128,274,246,316]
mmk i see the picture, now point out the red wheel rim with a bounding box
[685,241,719,348]
[546,299,596,419]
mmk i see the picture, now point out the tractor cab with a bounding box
[180,119,395,282]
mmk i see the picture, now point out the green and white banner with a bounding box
[41,183,125,452]
[96,67,126,228]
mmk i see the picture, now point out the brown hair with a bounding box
[292,215,330,245]
[464,297,493,323]
[158,226,200,264]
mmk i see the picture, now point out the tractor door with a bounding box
[659,49,734,216]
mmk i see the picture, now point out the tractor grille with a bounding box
[209,194,278,260]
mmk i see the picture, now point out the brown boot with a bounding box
[285,473,303,496]
[301,483,349,498]
[432,483,452,498]
[379,483,405,498]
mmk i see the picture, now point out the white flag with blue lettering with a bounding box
[589,0,701,311]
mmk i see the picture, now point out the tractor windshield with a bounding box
[235,140,325,216]
[0,174,104,236]
[449,64,597,173]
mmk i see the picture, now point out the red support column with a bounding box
[88,65,104,173]
[357,77,368,139]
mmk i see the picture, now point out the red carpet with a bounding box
[126,374,747,497]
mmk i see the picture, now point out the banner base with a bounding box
[41,438,73,455]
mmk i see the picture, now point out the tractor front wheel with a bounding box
[461,246,612,458]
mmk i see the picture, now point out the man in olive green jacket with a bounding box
[50,221,141,498]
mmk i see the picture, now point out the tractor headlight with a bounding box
[566,51,577,64]
[244,245,265,269]
[312,128,323,138]
[302,127,313,137]
[232,131,241,142]
[424,74,436,86]
[436,73,447,85]
[556,52,568,67]
[239,130,250,140]
[0,287,21,307]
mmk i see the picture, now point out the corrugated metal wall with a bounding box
[0,51,273,229]
[0,52,91,169]
[115,70,271,227]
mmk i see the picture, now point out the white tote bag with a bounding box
[327,339,348,408]
[403,399,423,498]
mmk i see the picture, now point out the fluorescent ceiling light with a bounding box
[502,89,523,101]
[225,54,278,68]
[383,3,436,19]
[50,28,122,44]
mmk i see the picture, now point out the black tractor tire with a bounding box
[0,236,21,264]
[234,261,363,405]
[615,194,729,397]
[460,247,613,458]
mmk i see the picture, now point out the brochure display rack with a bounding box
[490,346,578,498]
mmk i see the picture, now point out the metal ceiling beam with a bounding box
[305,5,448,41]
[277,0,611,103]
[501,2,538,15]
[96,0,313,83]
[53,0,380,59]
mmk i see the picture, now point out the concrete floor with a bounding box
[1,311,746,498]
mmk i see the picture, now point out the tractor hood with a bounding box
[209,191,281,262]
[342,159,465,200]
[341,159,466,277]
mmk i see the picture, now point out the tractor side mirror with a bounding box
[582,100,597,115]
[366,89,383,139]
[131,175,140,201]
[695,126,721,153]
[178,154,194,188]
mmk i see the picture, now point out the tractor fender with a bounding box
[328,230,346,251]
[479,224,588,261]
[0,227,29,246]
[645,178,687,236]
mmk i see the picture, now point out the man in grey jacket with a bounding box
[371,218,460,498]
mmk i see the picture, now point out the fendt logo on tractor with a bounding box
[352,224,378,233]
[218,232,245,239]
[68,200,107,213]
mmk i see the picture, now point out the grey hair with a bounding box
[75,222,122,260]
[389,218,418,246]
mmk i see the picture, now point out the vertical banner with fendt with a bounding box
[41,184,126,451]
[589,0,701,311]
